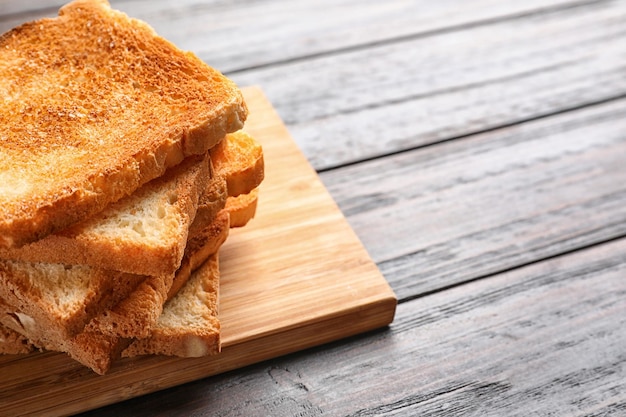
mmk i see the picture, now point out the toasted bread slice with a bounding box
[0,205,228,344]
[0,129,263,372]
[123,253,221,359]
[0,131,263,276]
[0,260,148,340]
[226,188,260,228]
[0,0,247,248]
[123,191,260,359]
[168,210,230,301]
[87,189,257,340]
[94,187,259,340]
[0,325,35,355]
[0,191,258,372]
[87,210,230,339]
[211,131,264,197]
[0,154,211,276]
[0,130,263,341]
[0,205,258,373]
[0,216,227,374]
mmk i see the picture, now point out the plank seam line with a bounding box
[309,58,586,122]
[317,92,626,173]
[396,232,626,305]
[346,381,475,416]
[224,0,608,75]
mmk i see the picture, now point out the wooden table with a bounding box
[2,1,625,415]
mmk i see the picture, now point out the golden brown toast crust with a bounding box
[168,210,230,300]
[0,261,147,340]
[0,131,263,276]
[123,254,221,359]
[211,131,265,197]
[0,0,247,248]
[0,154,211,276]
[226,188,260,228]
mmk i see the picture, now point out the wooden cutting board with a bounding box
[0,87,397,417]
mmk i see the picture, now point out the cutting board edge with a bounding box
[16,293,397,417]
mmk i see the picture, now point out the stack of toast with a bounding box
[0,0,264,374]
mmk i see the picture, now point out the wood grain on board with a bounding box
[0,87,396,417]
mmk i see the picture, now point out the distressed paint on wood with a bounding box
[0,0,601,72]
[322,99,626,299]
[230,0,626,169]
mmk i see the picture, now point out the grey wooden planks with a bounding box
[3,2,622,170]
[79,238,626,416]
[230,0,626,169]
[322,99,626,300]
[108,0,592,71]
[0,0,61,17]
[2,0,626,415]
[114,1,626,171]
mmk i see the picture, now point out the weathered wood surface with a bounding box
[231,0,626,170]
[323,99,626,300]
[1,0,626,415]
[3,1,623,171]
[82,239,626,416]
[0,0,601,69]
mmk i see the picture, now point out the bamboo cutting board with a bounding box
[0,87,397,417]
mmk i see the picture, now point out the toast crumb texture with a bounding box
[211,131,264,197]
[226,188,259,228]
[123,254,221,358]
[0,154,211,276]
[0,324,35,354]
[0,260,146,339]
[0,0,247,247]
